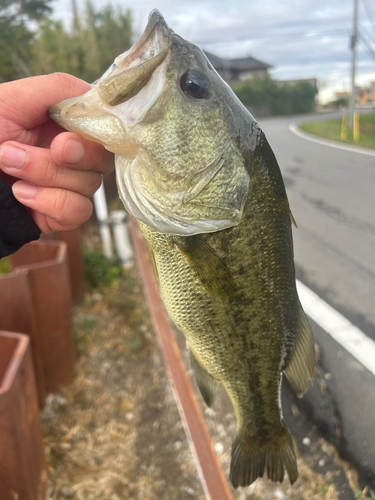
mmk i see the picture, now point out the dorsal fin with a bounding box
[284,303,315,397]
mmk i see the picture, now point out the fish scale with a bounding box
[49,9,315,488]
[140,152,294,425]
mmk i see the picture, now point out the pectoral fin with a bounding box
[175,235,235,298]
[290,211,297,228]
[147,245,159,286]
[284,304,315,397]
[188,346,219,408]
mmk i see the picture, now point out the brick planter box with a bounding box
[43,229,85,305]
[0,331,48,500]
[0,240,75,404]
[0,267,46,405]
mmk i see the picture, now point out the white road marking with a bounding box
[289,122,375,157]
[296,280,375,377]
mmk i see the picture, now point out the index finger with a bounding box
[50,132,115,174]
[0,73,91,130]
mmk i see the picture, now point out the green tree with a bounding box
[0,0,52,81]
[234,77,317,116]
[32,1,132,83]
[290,81,317,114]
[0,0,51,21]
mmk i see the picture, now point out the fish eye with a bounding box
[180,70,209,99]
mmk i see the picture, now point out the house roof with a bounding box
[204,51,273,72]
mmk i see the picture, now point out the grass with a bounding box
[300,113,375,150]
[83,247,123,290]
[355,488,375,499]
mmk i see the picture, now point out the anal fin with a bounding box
[284,303,315,397]
[188,347,219,408]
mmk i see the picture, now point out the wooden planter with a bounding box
[0,267,46,405]
[0,331,48,500]
[0,240,75,404]
[10,240,76,395]
[43,229,85,305]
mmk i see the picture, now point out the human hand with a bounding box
[0,73,114,233]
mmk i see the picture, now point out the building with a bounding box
[204,51,273,86]
[335,91,350,100]
[336,85,375,106]
[370,81,375,101]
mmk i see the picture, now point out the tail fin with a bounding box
[229,429,298,488]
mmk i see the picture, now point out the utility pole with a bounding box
[349,0,359,129]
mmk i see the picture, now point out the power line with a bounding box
[358,22,375,45]
[361,0,375,29]
[358,29,375,60]
[359,27,375,54]
[358,39,375,61]
[196,28,350,47]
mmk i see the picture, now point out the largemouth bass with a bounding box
[49,10,315,488]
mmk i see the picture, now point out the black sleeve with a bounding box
[0,177,41,259]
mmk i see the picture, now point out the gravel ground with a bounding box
[175,327,352,500]
[41,253,366,499]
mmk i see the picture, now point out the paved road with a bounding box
[260,113,375,336]
[259,113,375,489]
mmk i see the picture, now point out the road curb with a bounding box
[289,123,375,157]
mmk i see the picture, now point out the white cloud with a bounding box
[51,0,375,100]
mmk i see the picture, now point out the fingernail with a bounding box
[63,140,84,164]
[0,145,27,169]
[13,182,37,199]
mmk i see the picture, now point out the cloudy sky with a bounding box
[53,0,375,103]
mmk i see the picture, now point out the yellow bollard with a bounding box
[341,114,347,141]
[353,112,360,142]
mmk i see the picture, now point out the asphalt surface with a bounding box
[258,112,375,490]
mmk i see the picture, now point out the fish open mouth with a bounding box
[95,10,172,107]
[48,10,172,150]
